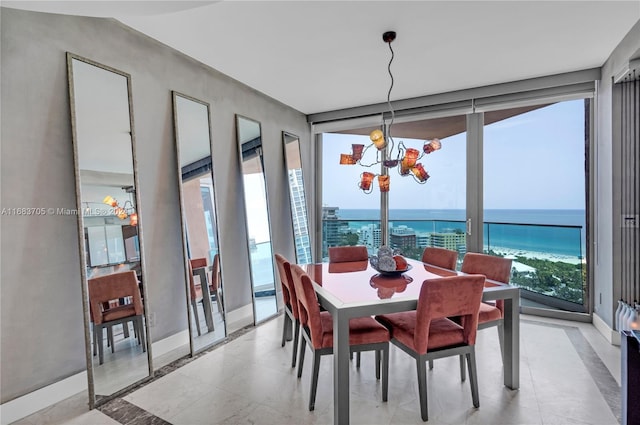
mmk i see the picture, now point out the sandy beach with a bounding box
[489,246,585,265]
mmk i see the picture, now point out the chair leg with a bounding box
[97,325,105,365]
[291,320,300,368]
[123,322,130,338]
[281,312,291,347]
[459,354,466,381]
[297,338,306,378]
[92,323,97,356]
[466,349,480,408]
[191,299,202,336]
[216,291,223,314]
[309,351,321,411]
[108,326,114,353]
[416,357,429,422]
[428,359,433,370]
[497,321,504,362]
[382,346,389,402]
[138,317,146,352]
[375,350,381,380]
[356,352,361,369]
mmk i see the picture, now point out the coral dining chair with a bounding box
[421,247,458,270]
[376,275,486,421]
[274,253,300,368]
[328,245,370,365]
[290,264,390,411]
[461,253,512,357]
[187,260,204,336]
[88,271,146,365]
[429,252,513,380]
[328,245,369,263]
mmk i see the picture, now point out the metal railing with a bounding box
[322,218,586,312]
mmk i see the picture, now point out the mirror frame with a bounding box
[235,114,279,324]
[282,131,313,264]
[67,52,153,408]
[172,91,227,355]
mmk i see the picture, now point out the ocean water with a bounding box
[334,209,586,258]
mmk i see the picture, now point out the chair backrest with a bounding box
[421,247,458,270]
[210,253,220,291]
[461,252,512,283]
[275,253,299,319]
[414,275,485,354]
[461,252,512,314]
[328,246,368,263]
[88,271,143,324]
[290,264,323,348]
[186,260,199,301]
[190,257,207,269]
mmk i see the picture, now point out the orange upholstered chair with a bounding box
[328,245,371,365]
[328,245,368,263]
[275,253,301,368]
[429,252,513,379]
[421,247,458,270]
[376,275,485,421]
[187,260,204,336]
[88,271,146,365]
[290,264,390,411]
[461,253,512,353]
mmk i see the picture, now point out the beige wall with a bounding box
[1,7,307,403]
[593,19,640,328]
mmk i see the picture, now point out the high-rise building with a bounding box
[390,225,417,250]
[359,223,382,250]
[288,169,312,264]
[322,206,342,258]
[430,231,466,251]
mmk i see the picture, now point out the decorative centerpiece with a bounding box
[369,245,412,276]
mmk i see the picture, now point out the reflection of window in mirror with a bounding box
[283,132,312,264]
[237,115,278,323]
[173,92,227,353]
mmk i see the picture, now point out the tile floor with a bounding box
[11,314,622,425]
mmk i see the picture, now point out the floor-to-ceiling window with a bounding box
[321,132,381,260]
[483,99,589,313]
[314,78,594,318]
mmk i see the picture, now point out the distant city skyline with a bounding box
[322,100,586,211]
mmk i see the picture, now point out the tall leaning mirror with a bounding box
[236,115,278,323]
[173,92,226,353]
[283,132,312,264]
[67,53,152,407]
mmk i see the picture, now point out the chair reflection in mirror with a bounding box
[88,271,146,365]
[189,256,223,334]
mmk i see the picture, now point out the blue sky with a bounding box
[322,99,586,210]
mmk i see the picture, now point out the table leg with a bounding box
[502,289,520,389]
[333,309,350,424]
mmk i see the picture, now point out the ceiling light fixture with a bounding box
[339,31,442,193]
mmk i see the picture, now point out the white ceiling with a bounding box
[5,1,640,115]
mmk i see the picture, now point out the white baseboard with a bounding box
[151,329,189,359]
[592,312,621,345]
[226,303,254,333]
[0,372,87,425]
[0,330,191,425]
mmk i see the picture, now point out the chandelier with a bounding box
[102,195,138,226]
[339,31,442,193]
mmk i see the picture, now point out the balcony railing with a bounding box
[322,218,586,312]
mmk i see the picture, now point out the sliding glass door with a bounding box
[482,99,589,313]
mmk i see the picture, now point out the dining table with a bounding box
[301,257,520,425]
